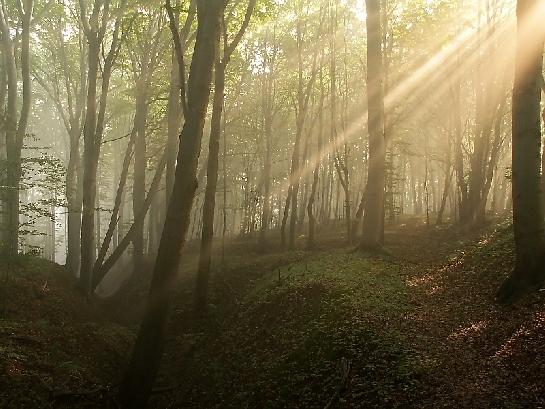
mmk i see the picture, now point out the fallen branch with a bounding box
[51,385,114,401]
[51,384,175,401]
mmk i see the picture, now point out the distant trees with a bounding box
[456,3,511,227]
[497,0,545,303]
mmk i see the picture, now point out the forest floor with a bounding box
[2,217,545,408]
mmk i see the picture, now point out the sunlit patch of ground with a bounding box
[448,320,488,341]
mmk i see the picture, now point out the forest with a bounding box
[1,0,545,407]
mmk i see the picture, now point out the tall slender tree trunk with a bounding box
[222,109,228,262]
[195,60,225,311]
[166,49,182,204]
[195,0,255,309]
[280,189,291,248]
[132,86,148,271]
[497,0,545,303]
[259,111,273,248]
[307,67,324,249]
[452,83,468,222]
[66,138,82,274]
[79,0,125,293]
[93,132,135,281]
[0,0,33,256]
[80,39,101,294]
[436,167,453,225]
[360,0,385,250]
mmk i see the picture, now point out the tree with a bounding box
[118,1,225,406]
[281,0,320,250]
[360,0,385,250]
[0,0,34,256]
[34,7,87,274]
[166,0,196,204]
[497,0,545,303]
[195,0,256,313]
[307,60,325,249]
[78,0,126,295]
[127,7,164,275]
[257,25,279,250]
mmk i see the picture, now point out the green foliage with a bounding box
[174,250,424,408]
[18,140,65,249]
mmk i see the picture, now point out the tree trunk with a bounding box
[79,0,125,295]
[66,137,82,274]
[80,39,101,295]
[436,167,453,225]
[118,2,223,406]
[195,0,255,309]
[0,0,33,256]
[195,60,225,312]
[280,189,291,249]
[166,49,182,205]
[93,132,135,281]
[360,0,385,250]
[258,110,273,249]
[132,87,148,272]
[92,149,166,291]
[497,0,545,303]
[307,68,324,249]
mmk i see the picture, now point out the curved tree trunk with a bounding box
[118,2,223,406]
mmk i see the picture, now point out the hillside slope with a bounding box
[2,219,545,408]
[0,257,132,408]
[156,219,545,408]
